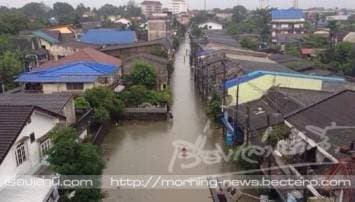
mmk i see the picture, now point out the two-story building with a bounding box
[0,105,65,201]
[271,8,305,44]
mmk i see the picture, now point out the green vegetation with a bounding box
[74,96,91,109]
[129,62,157,89]
[302,35,329,49]
[285,44,300,57]
[226,6,272,44]
[207,93,222,119]
[319,42,355,75]
[150,46,168,58]
[268,125,290,148]
[0,49,23,90]
[47,127,105,202]
[84,86,125,123]
[120,62,171,107]
[120,85,171,107]
[240,37,258,50]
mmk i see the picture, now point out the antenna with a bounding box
[258,0,268,9]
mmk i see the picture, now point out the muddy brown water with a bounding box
[101,37,244,202]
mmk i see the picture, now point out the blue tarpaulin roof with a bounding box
[272,8,304,20]
[16,61,119,83]
[80,29,137,45]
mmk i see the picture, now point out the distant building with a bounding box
[215,12,233,21]
[326,15,349,22]
[147,14,172,41]
[169,0,188,14]
[141,1,163,17]
[198,21,223,30]
[271,8,305,44]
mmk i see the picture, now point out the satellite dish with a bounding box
[225,95,233,106]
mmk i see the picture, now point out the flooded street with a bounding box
[101,37,237,201]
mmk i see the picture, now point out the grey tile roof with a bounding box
[0,105,34,164]
[0,93,73,115]
[286,90,355,158]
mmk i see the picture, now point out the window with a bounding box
[40,138,51,159]
[66,83,84,90]
[30,133,35,143]
[15,143,27,166]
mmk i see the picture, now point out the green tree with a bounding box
[97,4,119,16]
[93,106,110,124]
[0,13,29,35]
[0,50,23,90]
[130,62,157,89]
[84,86,124,120]
[74,96,91,109]
[240,37,258,50]
[231,5,248,23]
[254,8,272,43]
[47,127,105,202]
[52,2,76,24]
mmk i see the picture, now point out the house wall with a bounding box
[0,111,60,186]
[226,74,323,105]
[62,97,76,125]
[123,58,168,90]
[148,19,171,41]
[38,38,76,60]
[42,83,94,94]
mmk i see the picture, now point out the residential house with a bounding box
[38,47,122,69]
[0,105,65,201]
[101,38,173,61]
[16,61,121,94]
[271,8,305,44]
[141,1,163,17]
[264,89,355,201]
[147,14,172,41]
[198,21,223,30]
[123,53,170,90]
[33,28,99,60]
[79,29,137,46]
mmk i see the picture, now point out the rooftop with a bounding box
[0,93,73,115]
[39,47,121,69]
[16,61,119,83]
[79,29,137,45]
[286,90,355,159]
[224,71,345,89]
[0,105,63,164]
[272,8,304,20]
[230,58,295,74]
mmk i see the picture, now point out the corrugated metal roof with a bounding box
[224,71,345,89]
[272,8,304,20]
[80,29,137,45]
[33,30,60,44]
[16,61,119,83]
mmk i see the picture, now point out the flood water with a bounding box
[101,37,238,202]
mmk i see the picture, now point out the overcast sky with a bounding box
[0,0,355,10]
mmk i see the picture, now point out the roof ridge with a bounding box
[285,89,355,118]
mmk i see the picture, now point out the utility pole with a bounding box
[234,85,239,145]
[204,0,207,11]
[246,105,250,145]
[293,0,299,8]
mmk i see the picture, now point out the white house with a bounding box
[198,22,223,30]
[0,105,65,201]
